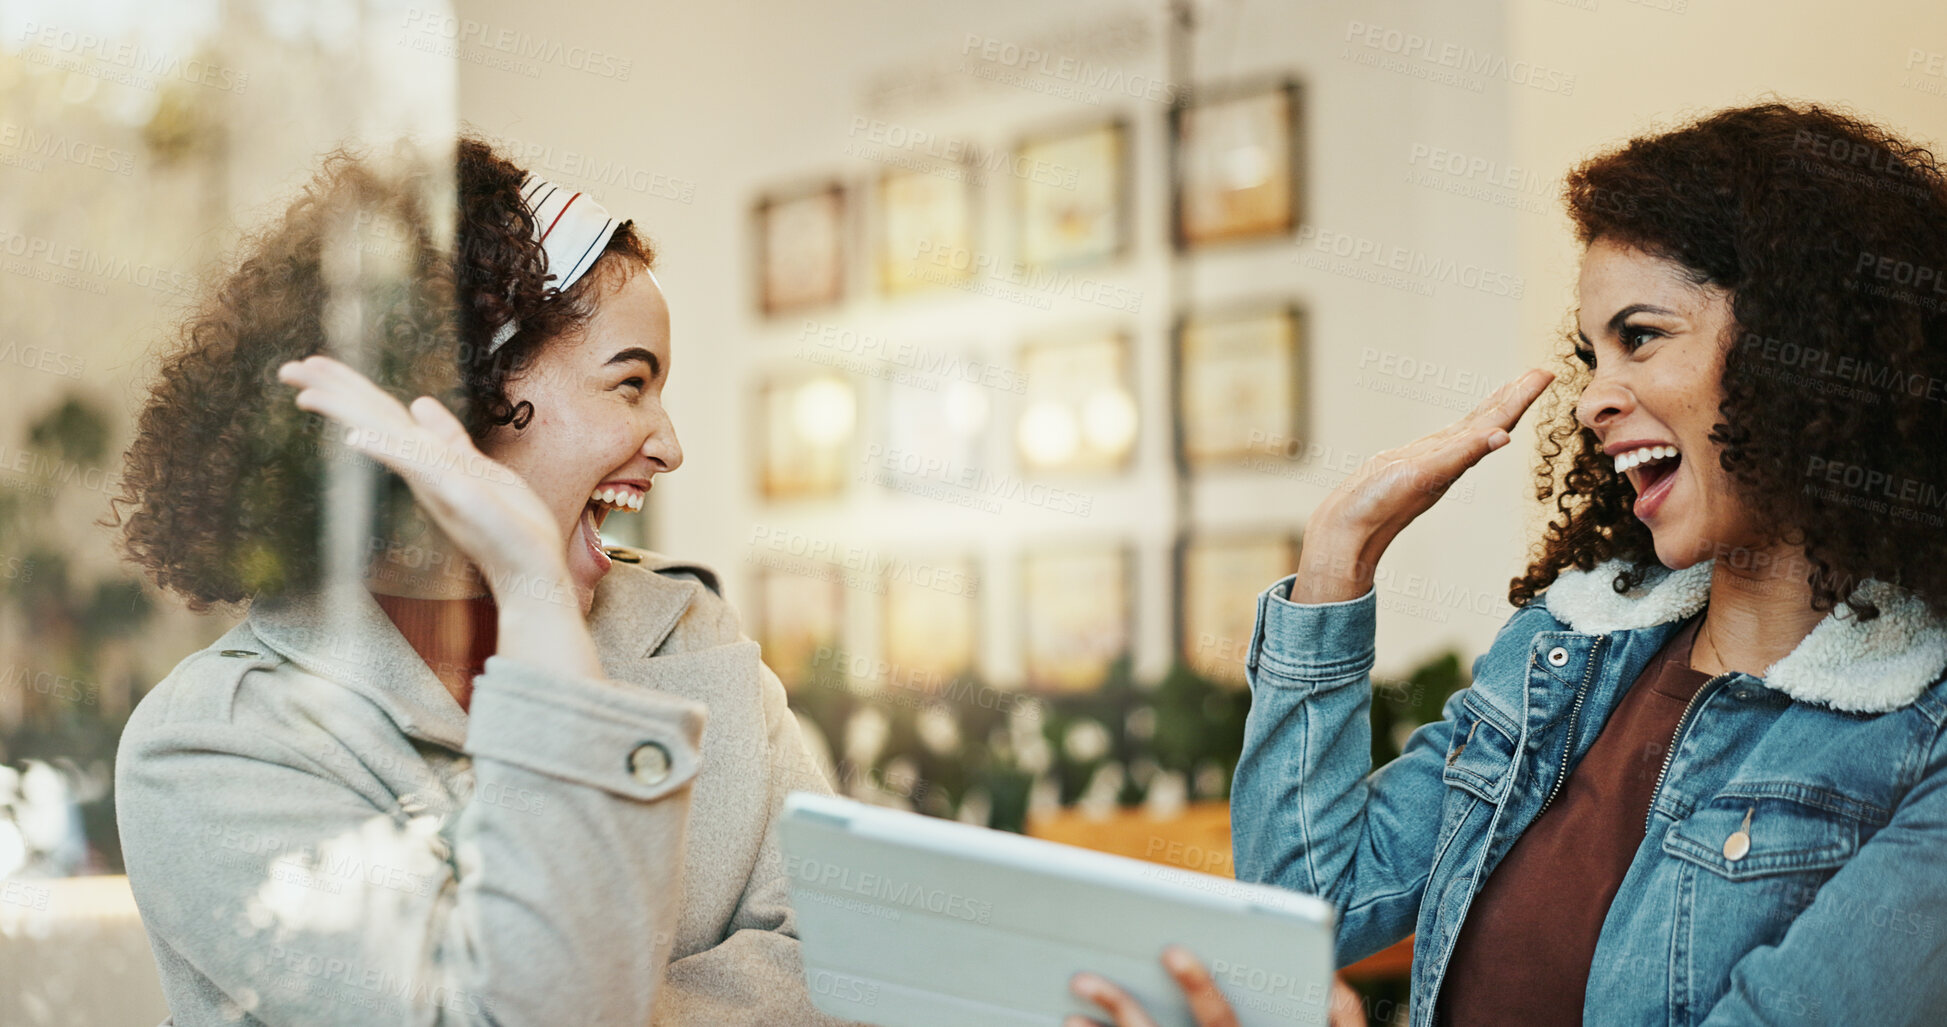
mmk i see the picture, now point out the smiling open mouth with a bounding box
[1615,444,1682,518]
[578,483,646,565]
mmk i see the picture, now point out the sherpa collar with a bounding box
[1544,560,1947,714]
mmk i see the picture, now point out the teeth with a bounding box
[588,485,644,511]
[1613,444,1680,474]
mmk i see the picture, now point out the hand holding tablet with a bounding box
[780,793,1337,1027]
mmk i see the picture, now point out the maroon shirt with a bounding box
[371,592,499,712]
[1438,616,1711,1025]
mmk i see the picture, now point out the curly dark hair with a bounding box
[1509,102,1947,620]
[111,136,655,611]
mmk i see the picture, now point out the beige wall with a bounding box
[455,0,1526,682]
[11,0,1940,694]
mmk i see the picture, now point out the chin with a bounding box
[1648,521,1712,571]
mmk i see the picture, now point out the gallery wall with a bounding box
[456,0,1529,691]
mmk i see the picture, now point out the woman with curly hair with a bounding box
[110,138,852,1025]
[1070,103,1947,1026]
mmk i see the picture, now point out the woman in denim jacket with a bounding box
[1068,103,1947,1027]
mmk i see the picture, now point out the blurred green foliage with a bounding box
[789,646,1468,835]
[2,394,156,872]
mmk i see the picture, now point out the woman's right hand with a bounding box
[1293,368,1555,604]
[276,355,571,605]
[278,355,604,678]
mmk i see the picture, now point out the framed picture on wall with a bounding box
[1176,533,1299,687]
[755,371,858,500]
[1022,545,1132,692]
[883,555,981,685]
[878,362,989,487]
[878,166,975,295]
[1171,80,1302,249]
[1174,304,1305,468]
[1015,119,1129,267]
[754,182,845,315]
[1016,330,1138,474]
[751,566,845,691]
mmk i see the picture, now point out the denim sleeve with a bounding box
[1698,719,1947,1026]
[1230,575,1462,967]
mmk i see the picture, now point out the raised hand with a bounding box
[278,354,604,678]
[1293,368,1555,604]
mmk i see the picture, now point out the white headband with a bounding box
[489,176,621,353]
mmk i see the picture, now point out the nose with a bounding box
[1574,369,1632,436]
[642,410,683,474]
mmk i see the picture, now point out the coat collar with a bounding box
[1544,559,1947,714]
[244,549,705,748]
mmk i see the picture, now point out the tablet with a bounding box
[779,792,1336,1027]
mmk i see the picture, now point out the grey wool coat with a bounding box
[115,546,856,1026]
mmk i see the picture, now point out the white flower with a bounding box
[1064,720,1112,763]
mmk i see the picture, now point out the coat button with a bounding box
[1546,646,1570,667]
[627,742,672,786]
[220,649,259,658]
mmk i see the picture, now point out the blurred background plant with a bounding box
[0,393,156,878]
[786,645,1469,834]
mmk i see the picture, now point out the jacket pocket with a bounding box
[1661,790,1888,881]
[1440,692,1520,805]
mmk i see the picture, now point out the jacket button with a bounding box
[219,649,259,658]
[1546,646,1570,667]
[627,742,672,786]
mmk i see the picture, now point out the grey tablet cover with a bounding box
[779,791,1336,1027]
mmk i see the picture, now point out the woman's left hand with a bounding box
[1067,948,1368,1027]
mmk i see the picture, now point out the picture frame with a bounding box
[750,565,845,691]
[1022,545,1133,692]
[877,363,990,489]
[1173,304,1306,469]
[755,371,858,500]
[1171,79,1303,250]
[753,181,845,315]
[1015,119,1130,267]
[877,165,976,295]
[1175,533,1299,687]
[882,554,982,685]
[1016,329,1139,474]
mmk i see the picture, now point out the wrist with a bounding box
[495,601,603,680]
[1293,525,1389,605]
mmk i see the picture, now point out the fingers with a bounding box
[1162,947,1241,1027]
[1466,367,1556,431]
[277,359,454,499]
[409,394,470,443]
[1069,972,1159,1027]
[1329,976,1369,1027]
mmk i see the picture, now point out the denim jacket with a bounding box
[1231,559,1947,1026]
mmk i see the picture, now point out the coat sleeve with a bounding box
[650,656,861,1027]
[1230,576,1512,966]
[1698,722,1947,1025]
[117,653,706,1027]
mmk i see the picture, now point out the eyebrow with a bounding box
[604,347,661,379]
[1575,303,1680,348]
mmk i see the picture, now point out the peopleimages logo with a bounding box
[959,33,1186,105]
[15,21,250,93]
[399,8,633,80]
[1342,20,1576,94]
[0,121,136,176]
